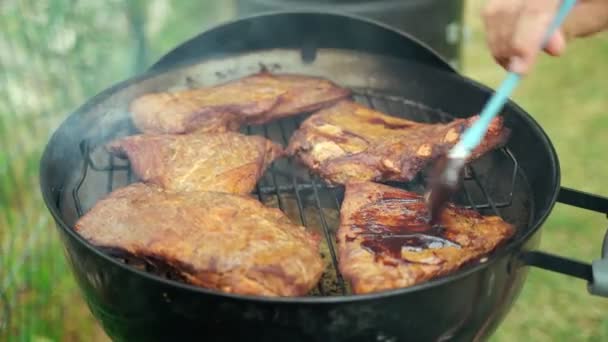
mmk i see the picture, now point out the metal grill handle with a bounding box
[520,187,608,297]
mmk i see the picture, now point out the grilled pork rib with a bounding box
[337,182,514,294]
[74,183,324,297]
[106,132,283,194]
[287,100,510,185]
[130,72,351,134]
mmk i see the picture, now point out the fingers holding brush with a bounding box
[482,0,608,75]
[482,0,564,74]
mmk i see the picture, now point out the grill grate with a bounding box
[71,90,520,296]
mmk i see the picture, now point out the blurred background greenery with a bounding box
[0,0,606,341]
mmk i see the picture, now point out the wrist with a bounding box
[563,1,608,39]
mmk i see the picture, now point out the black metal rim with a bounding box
[39,53,561,305]
[150,10,457,74]
[235,0,434,11]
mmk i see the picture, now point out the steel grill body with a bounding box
[41,55,548,341]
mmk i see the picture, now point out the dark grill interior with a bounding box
[69,89,528,296]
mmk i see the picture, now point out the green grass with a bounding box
[0,0,134,338]
[0,1,229,341]
[463,1,608,341]
[1,0,607,341]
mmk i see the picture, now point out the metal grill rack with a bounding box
[71,90,520,296]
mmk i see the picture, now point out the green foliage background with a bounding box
[1,1,606,341]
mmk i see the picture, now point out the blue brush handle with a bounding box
[450,0,577,158]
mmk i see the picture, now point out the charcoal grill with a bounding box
[40,12,608,342]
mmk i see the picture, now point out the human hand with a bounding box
[482,0,608,75]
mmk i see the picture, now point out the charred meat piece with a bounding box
[130,72,351,134]
[74,183,324,297]
[287,100,510,185]
[337,182,514,294]
[106,132,283,194]
[241,73,351,124]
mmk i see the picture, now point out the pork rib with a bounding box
[337,181,515,294]
[106,132,283,194]
[287,100,510,185]
[74,183,325,297]
[130,72,351,134]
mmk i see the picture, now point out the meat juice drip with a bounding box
[309,120,371,144]
[327,130,370,144]
[366,117,412,130]
[350,193,460,265]
[360,234,458,263]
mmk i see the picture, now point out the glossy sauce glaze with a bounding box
[349,190,461,263]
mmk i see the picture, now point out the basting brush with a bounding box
[426,0,577,224]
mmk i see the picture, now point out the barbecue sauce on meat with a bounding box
[338,182,515,294]
[367,117,413,130]
[349,190,460,265]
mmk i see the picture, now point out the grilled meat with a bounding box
[337,181,514,294]
[130,72,351,134]
[286,100,510,185]
[106,132,283,194]
[74,183,324,296]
